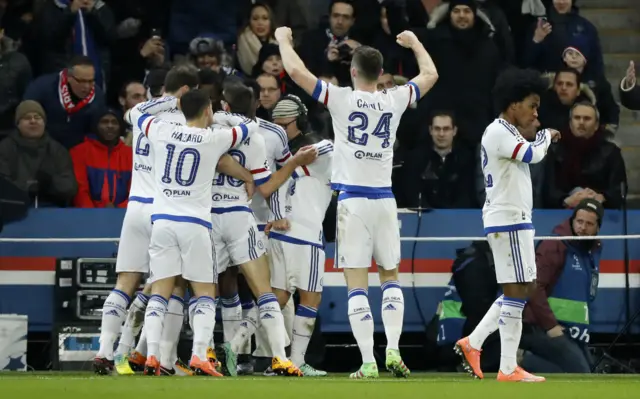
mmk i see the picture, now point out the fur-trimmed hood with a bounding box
[541,72,597,105]
[426,2,495,37]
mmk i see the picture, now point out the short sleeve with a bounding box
[292,140,333,179]
[389,83,420,109]
[310,79,352,111]
[248,136,272,186]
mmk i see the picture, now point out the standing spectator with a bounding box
[32,0,116,87]
[70,108,132,208]
[475,0,515,64]
[0,25,32,138]
[256,72,282,121]
[371,6,416,77]
[237,2,278,76]
[24,55,105,149]
[618,61,640,110]
[274,0,312,43]
[394,111,477,209]
[0,100,77,207]
[538,68,596,131]
[421,0,502,147]
[298,0,361,86]
[522,0,604,78]
[542,102,627,209]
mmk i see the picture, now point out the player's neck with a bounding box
[354,81,378,93]
[499,113,517,127]
[186,117,208,129]
[163,91,178,98]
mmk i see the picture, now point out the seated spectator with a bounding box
[538,67,596,131]
[619,61,640,110]
[70,108,132,208]
[522,1,604,78]
[24,55,105,149]
[521,199,604,373]
[542,102,627,209]
[394,111,477,209]
[32,0,115,87]
[418,0,502,148]
[0,26,32,138]
[298,0,361,86]
[237,2,278,76]
[118,81,146,146]
[0,100,77,207]
[255,72,282,121]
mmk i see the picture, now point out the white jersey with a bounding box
[211,126,271,209]
[128,98,186,202]
[127,98,256,228]
[481,118,552,234]
[311,80,419,194]
[271,140,334,247]
[250,118,292,224]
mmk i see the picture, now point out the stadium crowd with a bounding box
[0,0,632,211]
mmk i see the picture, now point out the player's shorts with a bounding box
[211,209,266,275]
[148,220,216,284]
[335,196,400,270]
[115,201,153,274]
[269,238,324,293]
[487,229,537,284]
[257,223,269,252]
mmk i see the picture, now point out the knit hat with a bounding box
[573,198,605,227]
[272,95,307,119]
[563,35,590,65]
[15,100,46,124]
[448,0,477,13]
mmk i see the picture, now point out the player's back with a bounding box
[481,118,534,228]
[129,98,186,202]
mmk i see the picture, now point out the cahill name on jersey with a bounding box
[481,118,552,234]
[129,97,186,202]
[311,79,419,194]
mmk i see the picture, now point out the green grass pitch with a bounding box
[1,373,640,399]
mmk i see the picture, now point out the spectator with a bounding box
[522,0,604,78]
[298,0,361,86]
[538,68,596,131]
[189,36,224,72]
[32,0,116,87]
[237,2,278,76]
[273,0,312,44]
[618,61,640,111]
[70,108,132,208]
[0,100,77,207]
[118,81,146,146]
[144,67,168,99]
[560,43,618,134]
[394,111,477,209]
[383,0,443,31]
[542,102,627,209]
[521,199,604,373]
[256,72,282,121]
[251,43,284,78]
[24,55,105,149]
[475,0,515,63]
[421,0,502,147]
[371,6,415,77]
[0,24,32,138]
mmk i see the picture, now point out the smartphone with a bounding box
[539,16,548,23]
[151,28,162,39]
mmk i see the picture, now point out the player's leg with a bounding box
[159,278,190,375]
[237,274,258,375]
[219,268,242,347]
[114,283,152,374]
[338,198,378,379]
[143,221,180,376]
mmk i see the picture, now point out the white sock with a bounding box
[97,289,130,360]
[135,326,147,356]
[469,295,503,350]
[160,295,184,368]
[188,297,197,332]
[348,289,375,364]
[283,296,295,347]
[257,293,287,359]
[290,305,317,366]
[499,297,526,375]
[235,301,258,354]
[116,293,148,356]
[144,295,168,359]
[192,296,216,360]
[381,280,404,351]
[221,294,242,343]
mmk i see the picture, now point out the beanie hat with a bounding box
[272,95,307,119]
[573,198,605,227]
[15,100,46,124]
[448,0,477,13]
[563,35,591,64]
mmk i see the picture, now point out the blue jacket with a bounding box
[24,72,105,149]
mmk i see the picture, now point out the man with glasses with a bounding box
[24,55,105,149]
[256,73,282,121]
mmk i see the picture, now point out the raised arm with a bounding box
[275,27,318,96]
[125,96,178,134]
[395,31,438,99]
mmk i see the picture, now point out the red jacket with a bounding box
[70,136,132,208]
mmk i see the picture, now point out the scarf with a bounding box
[58,69,96,116]
[55,0,103,88]
[325,28,348,47]
[556,127,603,191]
[237,27,276,76]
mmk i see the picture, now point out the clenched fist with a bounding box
[396,30,419,49]
[275,27,293,44]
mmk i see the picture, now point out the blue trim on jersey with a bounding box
[248,227,259,260]
[270,190,283,219]
[311,80,323,101]
[484,223,534,235]
[269,232,323,249]
[338,189,395,201]
[151,213,212,229]
[522,147,533,163]
[259,119,288,148]
[254,176,270,186]
[408,82,420,101]
[137,113,152,131]
[309,246,320,291]
[317,145,333,156]
[257,224,266,232]
[210,206,252,214]
[332,183,393,195]
[129,196,154,204]
[239,123,249,142]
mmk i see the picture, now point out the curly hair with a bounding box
[492,67,547,113]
